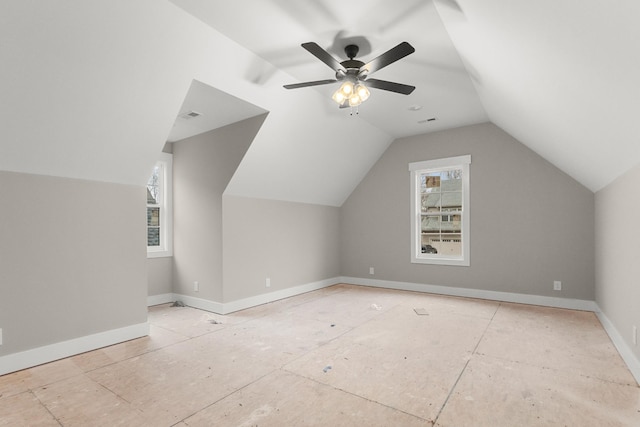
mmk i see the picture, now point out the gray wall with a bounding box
[341,123,595,300]
[595,162,640,359]
[172,114,267,302]
[0,171,147,356]
[222,195,340,302]
[147,257,173,297]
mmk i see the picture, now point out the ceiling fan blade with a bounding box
[365,78,415,95]
[283,79,337,89]
[301,42,346,72]
[361,42,415,75]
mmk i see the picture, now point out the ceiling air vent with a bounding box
[179,111,201,120]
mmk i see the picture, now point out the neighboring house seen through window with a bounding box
[147,153,173,258]
[410,155,470,266]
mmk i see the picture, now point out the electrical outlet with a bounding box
[553,281,562,291]
[266,277,271,287]
[369,267,375,275]
[193,281,199,292]
[633,325,637,346]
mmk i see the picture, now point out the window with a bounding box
[409,155,470,266]
[147,153,173,258]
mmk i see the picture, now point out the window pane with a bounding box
[147,164,161,204]
[419,168,463,258]
[147,227,160,246]
[441,191,461,207]
[146,154,172,257]
[421,193,441,210]
[421,215,441,231]
[421,174,441,193]
[147,162,163,249]
[147,207,160,227]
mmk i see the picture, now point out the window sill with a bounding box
[147,250,173,259]
[411,256,469,267]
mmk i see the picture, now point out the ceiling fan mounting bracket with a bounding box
[344,44,359,59]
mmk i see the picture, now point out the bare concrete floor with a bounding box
[1,284,639,426]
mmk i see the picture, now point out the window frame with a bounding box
[147,152,173,258]
[409,155,471,266]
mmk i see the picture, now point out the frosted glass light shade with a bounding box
[332,90,346,104]
[332,81,370,107]
[348,94,362,107]
[355,84,370,102]
[339,81,354,95]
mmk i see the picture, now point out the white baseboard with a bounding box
[170,293,225,314]
[162,276,598,314]
[340,276,599,312]
[595,309,640,385]
[147,293,174,306]
[10,279,636,386]
[170,277,340,315]
[0,322,149,376]
[221,277,339,314]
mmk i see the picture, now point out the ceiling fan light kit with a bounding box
[284,41,415,110]
[331,80,370,107]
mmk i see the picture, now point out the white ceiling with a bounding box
[167,80,267,142]
[172,0,640,193]
[170,0,488,138]
[1,0,394,206]
[2,0,639,207]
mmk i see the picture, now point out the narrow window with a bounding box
[409,155,470,266]
[147,153,173,258]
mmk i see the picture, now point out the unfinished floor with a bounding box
[1,284,639,426]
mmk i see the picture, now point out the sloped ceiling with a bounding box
[0,1,202,186]
[438,0,640,191]
[2,1,639,208]
[173,0,640,193]
[167,80,268,143]
[171,0,488,138]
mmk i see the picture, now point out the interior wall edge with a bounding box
[165,294,225,314]
[221,277,339,314]
[595,309,640,386]
[0,322,149,376]
[147,293,175,307]
[170,276,341,315]
[340,276,598,312]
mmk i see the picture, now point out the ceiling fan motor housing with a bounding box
[336,68,364,82]
[339,45,366,81]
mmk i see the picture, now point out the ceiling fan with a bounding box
[283,41,416,108]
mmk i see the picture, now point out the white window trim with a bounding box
[147,152,173,258]
[409,155,471,266]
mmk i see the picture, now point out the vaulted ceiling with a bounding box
[170,0,488,138]
[172,0,640,194]
[2,1,639,207]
